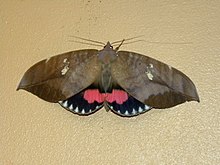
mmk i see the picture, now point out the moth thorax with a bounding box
[98,50,117,64]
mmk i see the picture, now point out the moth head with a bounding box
[103,42,113,50]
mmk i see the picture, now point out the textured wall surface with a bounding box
[1,1,219,164]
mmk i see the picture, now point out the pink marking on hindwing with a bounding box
[83,89,128,104]
[83,89,104,103]
[105,90,128,104]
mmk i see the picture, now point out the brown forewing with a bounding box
[111,51,199,108]
[17,49,100,102]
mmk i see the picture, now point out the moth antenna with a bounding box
[112,40,192,49]
[68,36,105,46]
[142,41,193,45]
[112,39,145,47]
[68,40,105,47]
[111,35,144,45]
[114,39,125,51]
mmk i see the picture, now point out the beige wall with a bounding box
[1,1,219,164]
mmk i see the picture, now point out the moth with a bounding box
[17,37,199,117]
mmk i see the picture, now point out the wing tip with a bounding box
[16,82,22,91]
[192,95,200,103]
[190,89,200,103]
[16,78,27,91]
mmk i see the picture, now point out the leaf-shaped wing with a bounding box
[17,49,100,102]
[111,51,199,108]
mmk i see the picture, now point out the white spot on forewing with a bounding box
[61,58,70,75]
[146,70,153,80]
[145,65,154,80]
[63,58,68,63]
[61,66,69,75]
